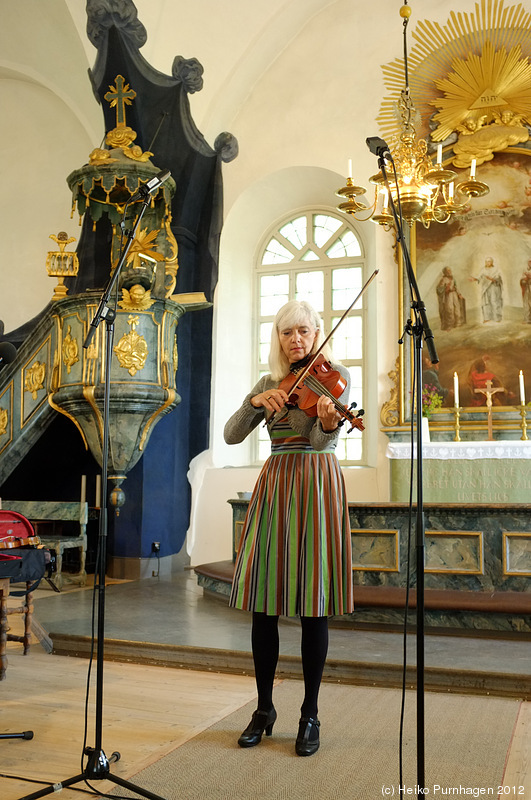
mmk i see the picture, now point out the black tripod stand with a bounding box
[17,180,169,800]
[366,136,439,792]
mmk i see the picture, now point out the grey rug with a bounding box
[112,680,520,800]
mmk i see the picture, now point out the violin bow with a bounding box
[266,268,379,427]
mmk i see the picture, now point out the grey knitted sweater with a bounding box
[224,363,350,452]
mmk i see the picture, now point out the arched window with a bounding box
[255,209,367,465]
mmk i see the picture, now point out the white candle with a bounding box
[519,370,525,405]
[437,144,442,165]
[381,187,389,210]
[347,159,352,179]
[453,372,459,407]
[470,158,476,179]
[80,475,86,505]
[449,181,454,199]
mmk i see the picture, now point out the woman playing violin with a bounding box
[224,300,354,757]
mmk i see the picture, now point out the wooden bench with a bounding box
[3,501,88,590]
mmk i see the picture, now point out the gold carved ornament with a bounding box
[62,325,80,374]
[380,358,400,428]
[0,408,8,436]
[24,362,46,400]
[118,284,156,311]
[377,0,531,170]
[46,232,79,300]
[100,75,153,163]
[113,315,149,377]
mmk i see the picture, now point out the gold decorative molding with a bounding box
[48,393,88,449]
[503,532,531,576]
[113,315,148,376]
[424,531,484,575]
[351,529,400,572]
[0,408,8,437]
[62,325,80,374]
[380,357,400,427]
[139,387,177,451]
[24,361,46,400]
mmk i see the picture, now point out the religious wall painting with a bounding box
[414,148,531,412]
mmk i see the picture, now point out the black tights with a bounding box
[251,612,329,718]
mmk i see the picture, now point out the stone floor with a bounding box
[30,570,531,698]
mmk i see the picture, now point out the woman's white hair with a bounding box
[268,300,334,380]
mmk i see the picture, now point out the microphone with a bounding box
[131,169,171,201]
[366,136,391,158]
[0,341,17,366]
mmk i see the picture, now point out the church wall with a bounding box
[1,0,495,571]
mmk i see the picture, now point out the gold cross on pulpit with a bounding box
[474,379,504,440]
[104,75,136,128]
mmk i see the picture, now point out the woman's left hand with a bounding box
[317,395,342,432]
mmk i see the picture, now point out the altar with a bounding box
[387,440,531,504]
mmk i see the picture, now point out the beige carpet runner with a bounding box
[113,680,520,800]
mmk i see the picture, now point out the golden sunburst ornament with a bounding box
[125,228,166,270]
[377,0,531,166]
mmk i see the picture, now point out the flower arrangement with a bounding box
[422,384,444,418]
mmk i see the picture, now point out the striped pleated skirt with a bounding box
[229,432,354,618]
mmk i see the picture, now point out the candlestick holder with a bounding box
[453,405,461,442]
[519,404,528,441]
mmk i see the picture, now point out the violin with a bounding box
[275,353,365,433]
[0,535,41,550]
[267,269,378,435]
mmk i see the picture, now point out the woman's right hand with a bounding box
[250,388,290,413]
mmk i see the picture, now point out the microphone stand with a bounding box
[377,152,438,793]
[18,189,166,800]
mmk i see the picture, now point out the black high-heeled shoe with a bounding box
[237,707,277,748]
[295,716,320,756]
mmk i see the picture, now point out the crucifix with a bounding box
[104,75,136,128]
[474,379,504,440]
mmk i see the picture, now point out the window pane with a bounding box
[295,271,324,311]
[313,214,342,248]
[301,249,319,261]
[259,322,273,363]
[332,267,363,310]
[348,365,363,396]
[326,230,362,258]
[261,238,294,265]
[279,216,307,249]
[331,316,362,360]
[260,274,289,316]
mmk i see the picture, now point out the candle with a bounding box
[437,144,442,165]
[519,370,525,405]
[470,158,476,179]
[449,181,454,199]
[453,372,459,407]
[95,475,101,508]
[80,475,86,505]
[381,187,389,210]
[347,159,352,179]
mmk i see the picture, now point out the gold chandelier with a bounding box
[337,2,489,229]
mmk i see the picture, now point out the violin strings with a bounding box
[302,374,349,414]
